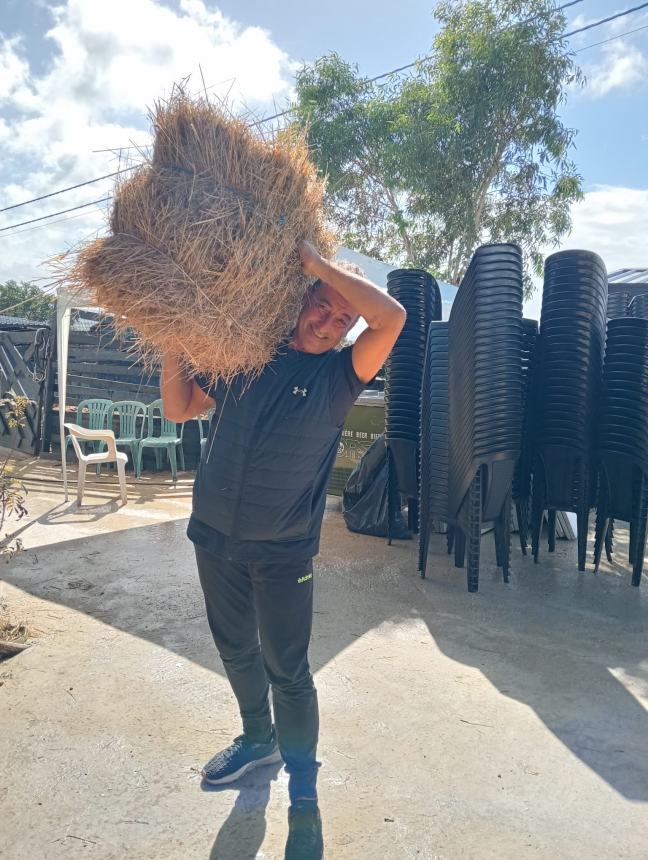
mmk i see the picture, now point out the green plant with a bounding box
[0,394,29,560]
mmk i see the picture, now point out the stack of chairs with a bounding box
[530,250,607,571]
[513,319,540,554]
[593,317,648,585]
[418,322,449,578]
[445,244,523,592]
[385,268,441,542]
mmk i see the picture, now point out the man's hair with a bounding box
[308,259,366,297]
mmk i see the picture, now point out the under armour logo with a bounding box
[292,386,308,397]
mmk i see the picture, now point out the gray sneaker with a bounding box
[201,732,282,785]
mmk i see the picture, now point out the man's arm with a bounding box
[299,241,406,383]
[160,353,215,422]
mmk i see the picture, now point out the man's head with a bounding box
[292,262,364,354]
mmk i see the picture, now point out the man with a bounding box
[161,240,405,859]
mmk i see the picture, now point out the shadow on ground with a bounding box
[4,509,648,849]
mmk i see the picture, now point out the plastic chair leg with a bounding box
[593,508,609,574]
[116,459,127,505]
[77,462,86,506]
[447,526,454,555]
[154,448,162,472]
[605,520,614,563]
[418,520,431,579]
[135,445,144,479]
[547,509,557,553]
[454,526,465,568]
[576,506,589,572]
[168,444,178,482]
[631,477,648,587]
[387,450,397,546]
[178,442,185,471]
[408,497,419,535]
[516,499,528,556]
[530,465,545,565]
[466,470,482,593]
[499,492,512,583]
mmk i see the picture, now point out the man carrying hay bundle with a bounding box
[162,240,405,858]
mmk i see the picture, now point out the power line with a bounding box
[2,205,109,238]
[564,1,648,37]
[574,21,648,51]
[0,197,112,233]
[0,170,134,214]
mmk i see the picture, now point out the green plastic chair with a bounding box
[137,399,185,481]
[103,400,146,476]
[198,407,215,454]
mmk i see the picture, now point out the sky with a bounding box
[1,0,647,319]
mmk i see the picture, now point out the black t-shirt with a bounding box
[187,344,365,561]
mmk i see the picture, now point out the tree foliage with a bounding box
[293,0,582,288]
[0,280,54,322]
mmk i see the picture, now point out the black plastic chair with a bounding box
[628,293,648,319]
[530,249,607,571]
[593,317,648,585]
[385,268,442,543]
[418,322,449,578]
[513,319,540,554]
[445,244,523,592]
[607,289,632,319]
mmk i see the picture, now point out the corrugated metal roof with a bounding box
[608,268,648,285]
[0,314,47,328]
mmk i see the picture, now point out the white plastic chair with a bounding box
[64,423,128,506]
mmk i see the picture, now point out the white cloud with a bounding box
[585,43,648,97]
[0,0,296,284]
[525,185,648,318]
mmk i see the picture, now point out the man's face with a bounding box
[292,281,358,354]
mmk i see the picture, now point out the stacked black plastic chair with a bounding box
[385,269,442,542]
[418,322,449,578]
[628,293,648,319]
[530,250,607,570]
[513,319,540,554]
[446,244,523,592]
[593,318,648,586]
[607,290,631,320]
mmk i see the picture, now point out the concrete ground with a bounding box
[1,457,647,859]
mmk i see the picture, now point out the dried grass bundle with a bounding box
[63,89,335,382]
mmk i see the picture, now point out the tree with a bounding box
[0,280,55,322]
[293,0,582,289]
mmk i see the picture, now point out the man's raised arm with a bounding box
[161,353,215,422]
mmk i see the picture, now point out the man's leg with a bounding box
[195,546,273,742]
[251,558,319,805]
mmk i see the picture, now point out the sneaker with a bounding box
[201,732,282,785]
[285,805,323,860]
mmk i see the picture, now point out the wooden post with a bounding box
[40,305,57,455]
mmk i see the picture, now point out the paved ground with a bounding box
[1,458,647,859]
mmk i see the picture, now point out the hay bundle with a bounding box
[65,90,335,382]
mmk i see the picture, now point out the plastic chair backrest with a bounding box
[110,401,146,439]
[65,423,118,460]
[145,399,178,439]
[199,407,215,443]
[77,398,112,431]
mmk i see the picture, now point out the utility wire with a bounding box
[564,1,648,36]
[574,21,648,51]
[1,171,131,214]
[0,197,112,233]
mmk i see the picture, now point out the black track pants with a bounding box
[195,546,319,802]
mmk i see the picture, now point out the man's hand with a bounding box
[298,239,323,278]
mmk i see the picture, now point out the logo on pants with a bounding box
[297,572,313,584]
